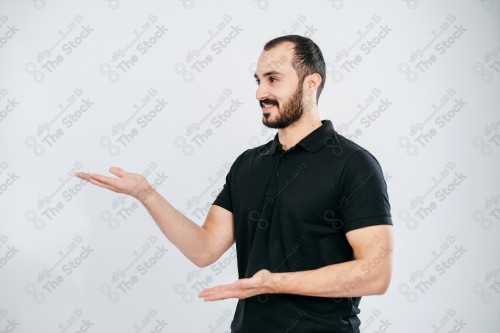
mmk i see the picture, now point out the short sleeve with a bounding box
[337,149,392,233]
[212,149,249,213]
[212,168,233,213]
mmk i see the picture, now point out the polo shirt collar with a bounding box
[260,119,336,155]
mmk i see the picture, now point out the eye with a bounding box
[269,77,278,83]
[255,79,260,85]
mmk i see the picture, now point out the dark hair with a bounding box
[263,35,326,102]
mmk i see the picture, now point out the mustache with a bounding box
[259,98,279,108]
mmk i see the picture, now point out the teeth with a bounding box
[261,101,276,109]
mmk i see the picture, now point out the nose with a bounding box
[255,82,269,101]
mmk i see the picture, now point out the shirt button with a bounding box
[276,172,279,176]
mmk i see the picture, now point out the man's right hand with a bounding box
[74,167,154,202]
[74,166,235,267]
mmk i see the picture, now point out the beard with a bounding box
[261,81,305,129]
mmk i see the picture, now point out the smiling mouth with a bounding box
[262,104,276,113]
[260,101,278,112]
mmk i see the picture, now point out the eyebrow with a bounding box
[253,71,283,80]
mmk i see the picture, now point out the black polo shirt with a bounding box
[212,119,392,333]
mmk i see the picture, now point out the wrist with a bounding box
[135,184,157,204]
[265,272,285,294]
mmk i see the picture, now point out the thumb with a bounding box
[233,279,244,288]
[109,166,127,177]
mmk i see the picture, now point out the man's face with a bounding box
[254,42,305,129]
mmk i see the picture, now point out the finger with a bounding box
[109,166,127,178]
[75,172,118,192]
[199,285,243,299]
[199,284,235,296]
[233,279,251,288]
[202,289,251,301]
[74,172,83,180]
[236,281,260,290]
[86,175,119,192]
[203,293,232,301]
[89,173,119,186]
[74,172,94,182]
[201,289,236,301]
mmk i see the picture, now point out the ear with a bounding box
[303,73,322,98]
[302,73,322,108]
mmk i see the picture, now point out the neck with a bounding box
[278,111,322,151]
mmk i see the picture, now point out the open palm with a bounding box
[74,167,153,200]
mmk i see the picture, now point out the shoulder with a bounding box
[227,146,259,172]
[232,138,275,165]
[330,133,386,182]
[329,132,381,167]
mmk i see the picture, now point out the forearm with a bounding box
[268,258,391,298]
[139,188,208,267]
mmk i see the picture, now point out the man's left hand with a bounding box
[199,269,272,301]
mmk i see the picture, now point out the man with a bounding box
[75,35,393,333]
